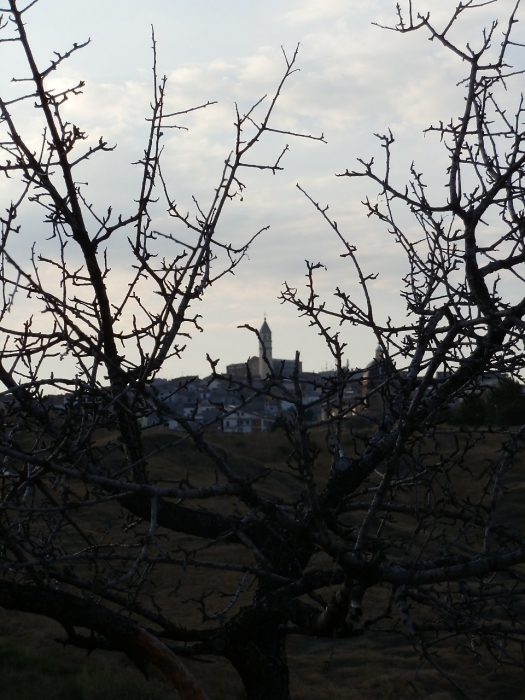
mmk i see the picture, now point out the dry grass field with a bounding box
[2,428,525,699]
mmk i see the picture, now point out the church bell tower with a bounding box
[258,316,273,377]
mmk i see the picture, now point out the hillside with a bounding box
[2,428,525,699]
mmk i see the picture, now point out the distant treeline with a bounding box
[446,378,525,427]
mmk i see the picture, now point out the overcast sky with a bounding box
[1,0,524,378]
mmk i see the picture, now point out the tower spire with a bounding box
[259,316,272,377]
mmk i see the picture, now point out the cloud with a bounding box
[281,0,377,26]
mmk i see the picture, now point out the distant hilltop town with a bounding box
[145,317,355,433]
[44,318,519,434]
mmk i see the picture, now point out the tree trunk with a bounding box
[228,623,289,700]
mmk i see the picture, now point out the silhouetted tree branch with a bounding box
[1,2,525,699]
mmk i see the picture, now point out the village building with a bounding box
[226,317,302,379]
[361,345,388,415]
[222,408,274,433]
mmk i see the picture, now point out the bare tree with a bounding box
[1,1,525,699]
